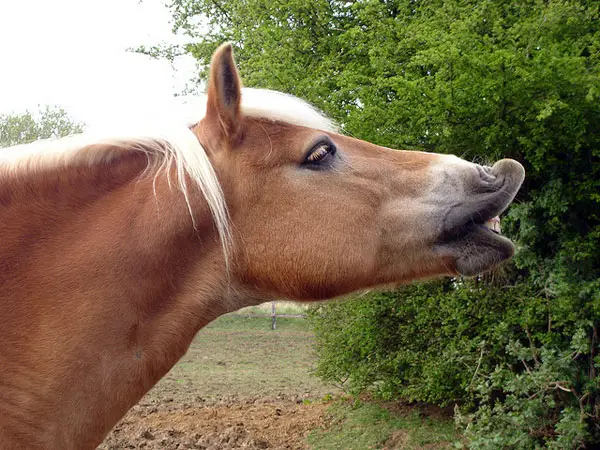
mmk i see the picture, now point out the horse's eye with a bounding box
[305,142,336,164]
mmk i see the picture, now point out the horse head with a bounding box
[195,43,524,301]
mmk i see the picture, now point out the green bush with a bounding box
[309,281,523,405]
[308,278,599,448]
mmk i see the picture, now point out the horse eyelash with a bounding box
[306,144,334,163]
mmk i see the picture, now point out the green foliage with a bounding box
[0,106,83,148]
[457,339,594,449]
[308,281,522,405]
[309,281,599,448]
[159,0,600,447]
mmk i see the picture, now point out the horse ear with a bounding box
[205,43,242,141]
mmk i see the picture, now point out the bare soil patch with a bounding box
[102,397,329,450]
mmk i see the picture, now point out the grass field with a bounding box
[156,314,329,403]
[236,300,309,316]
[101,314,459,449]
[309,400,459,450]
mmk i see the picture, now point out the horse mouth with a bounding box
[436,159,525,276]
[438,211,516,277]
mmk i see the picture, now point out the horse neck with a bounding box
[0,151,229,449]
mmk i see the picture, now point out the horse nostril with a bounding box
[477,165,496,182]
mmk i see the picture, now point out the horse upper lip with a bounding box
[440,159,524,241]
[441,198,507,241]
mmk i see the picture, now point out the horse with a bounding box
[0,43,524,449]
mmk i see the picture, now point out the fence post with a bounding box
[271,301,276,330]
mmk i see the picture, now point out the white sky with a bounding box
[0,0,200,131]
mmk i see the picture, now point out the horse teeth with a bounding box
[483,217,501,234]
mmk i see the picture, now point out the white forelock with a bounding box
[175,88,338,132]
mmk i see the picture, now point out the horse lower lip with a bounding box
[437,222,516,276]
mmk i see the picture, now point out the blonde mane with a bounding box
[0,88,337,263]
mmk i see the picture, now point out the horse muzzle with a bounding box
[435,158,525,276]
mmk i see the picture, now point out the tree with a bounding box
[0,106,83,148]
[155,1,600,446]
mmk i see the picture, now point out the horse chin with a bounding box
[436,223,516,277]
